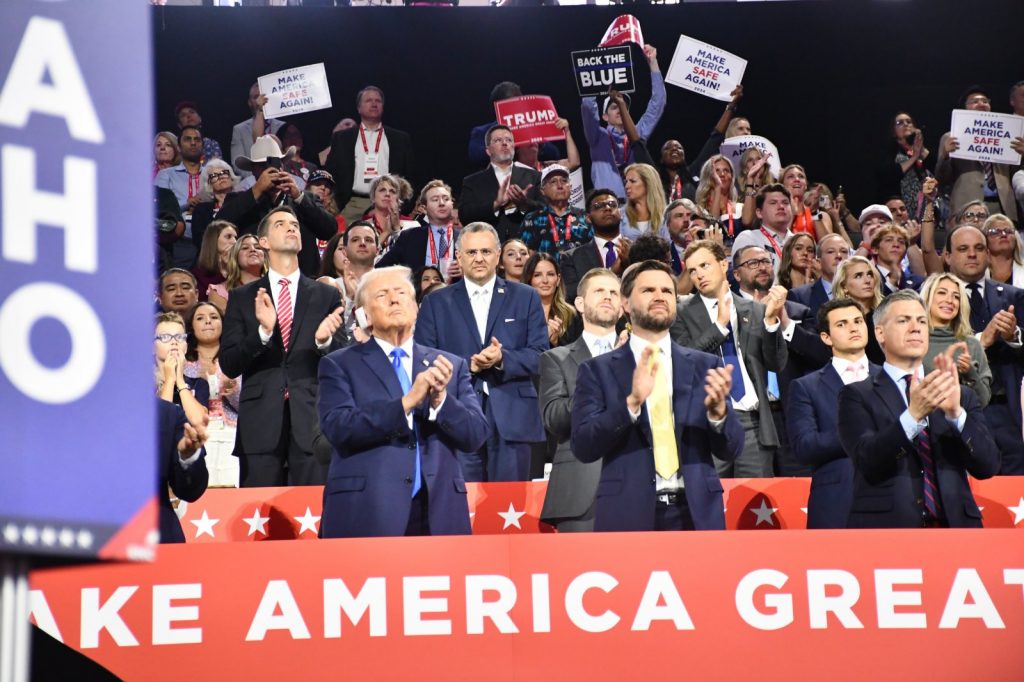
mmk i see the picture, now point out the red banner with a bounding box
[29,531,1024,680]
[599,14,644,48]
[173,478,1024,543]
[493,96,564,147]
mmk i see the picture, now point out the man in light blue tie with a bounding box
[318,266,488,537]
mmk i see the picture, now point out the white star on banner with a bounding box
[22,526,38,545]
[190,510,219,539]
[749,499,778,527]
[41,527,56,547]
[243,509,271,537]
[3,524,18,544]
[1008,497,1024,526]
[497,503,526,530]
[294,507,321,536]
[800,507,808,515]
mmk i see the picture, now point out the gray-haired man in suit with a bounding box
[540,268,623,531]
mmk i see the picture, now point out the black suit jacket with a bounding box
[325,124,415,209]
[561,240,605,301]
[219,274,344,456]
[158,401,208,544]
[217,190,337,277]
[837,370,999,528]
[376,223,459,271]
[788,278,829,318]
[458,165,542,243]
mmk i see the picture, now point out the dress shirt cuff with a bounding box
[178,450,202,468]
[715,322,729,336]
[315,336,331,351]
[781,318,797,342]
[899,409,927,440]
[428,395,447,421]
[258,326,272,345]
[708,415,726,433]
[946,409,967,432]
[764,318,781,333]
[1008,326,1023,348]
[628,403,642,422]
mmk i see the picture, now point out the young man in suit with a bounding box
[458,125,542,243]
[318,267,488,538]
[561,188,631,301]
[674,240,788,477]
[416,222,549,481]
[220,206,347,487]
[158,400,208,544]
[571,260,743,531]
[540,268,622,532]
[788,298,879,529]
[870,223,924,295]
[788,233,849,317]
[376,180,460,279]
[837,289,999,528]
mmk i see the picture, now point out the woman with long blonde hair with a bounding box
[694,154,741,238]
[832,255,884,364]
[620,163,666,240]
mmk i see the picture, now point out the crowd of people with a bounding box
[151,62,1024,541]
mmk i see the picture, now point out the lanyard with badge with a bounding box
[759,226,783,260]
[428,224,453,265]
[359,125,384,184]
[547,214,573,245]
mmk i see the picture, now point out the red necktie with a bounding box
[903,375,941,521]
[277,279,293,352]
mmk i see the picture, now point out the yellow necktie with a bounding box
[648,345,679,479]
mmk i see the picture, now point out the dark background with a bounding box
[153,0,1023,211]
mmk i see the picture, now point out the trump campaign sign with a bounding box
[493,96,565,147]
[0,1,156,560]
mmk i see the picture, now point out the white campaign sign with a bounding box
[569,167,585,210]
[720,135,782,181]
[259,63,332,119]
[948,109,1023,165]
[665,35,746,102]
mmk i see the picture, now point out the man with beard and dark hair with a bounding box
[155,124,207,267]
[571,260,743,531]
[625,233,673,268]
[561,188,632,300]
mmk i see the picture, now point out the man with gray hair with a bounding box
[318,266,487,537]
[416,222,549,481]
[837,289,998,527]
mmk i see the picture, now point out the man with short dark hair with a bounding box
[174,100,222,161]
[730,183,793,274]
[159,268,198,315]
[837,289,998,527]
[459,125,542,243]
[377,180,460,276]
[571,260,743,531]
[325,85,415,226]
[520,165,593,257]
[155,124,207,267]
[561,188,631,301]
[468,81,560,167]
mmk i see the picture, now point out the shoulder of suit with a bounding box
[232,277,266,297]
[673,342,717,366]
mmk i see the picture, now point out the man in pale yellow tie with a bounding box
[572,260,745,531]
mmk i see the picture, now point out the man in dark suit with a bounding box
[416,222,549,481]
[870,223,924,295]
[788,299,879,529]
[838,290,999,528]
[219,136,338,277]
[158,400,208,544]
[318,267,488,538]
[458,125,542,243]
[673,240,788,477]
[945,224,1024,474]
[561,188,631,301]
[571,260,743,531]
[540,268,622,532]
[376,179,459,278]
[220,206,347,487]
[788,233,849,318]
[325,85,414,226]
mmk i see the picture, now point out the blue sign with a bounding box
[0,1,155,559]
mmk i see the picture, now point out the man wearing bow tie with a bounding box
[787,298,880,528]
[416,222,550,481]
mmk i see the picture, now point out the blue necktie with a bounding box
[391,348,421,497]
[719,321,747,403]
[437,227,449,259]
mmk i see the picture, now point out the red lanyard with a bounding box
[671,175,683,201]
[187,172,200,200]
[607,129,629,167]
[427,224,453,264]
[547,214,573,244]
[759,226,784,260]
[359,125,384,154]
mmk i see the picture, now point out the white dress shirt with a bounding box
[464,276,495,344]
[627,333,681,492]
[581,330,618,358]
[882,362,966,439]
[698,293,774,412]
[373,336,443,426]
[831,355,869,385]
[258,266,301,344]
[352,125,390,195]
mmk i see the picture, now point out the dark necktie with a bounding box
[604,241,617,268]
[437,227,449,259]
[903,375,941,520]
[670,244,683,275]
[968,283,988,334]
[982,162,997,192]
[716,309,747,403]
[391,348,421,497]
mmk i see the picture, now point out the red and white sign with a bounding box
[493,96,565,147]
[29,530,1024,680]
[599,14,644,48]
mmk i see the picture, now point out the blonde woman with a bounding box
[620,163,666,240]
[694,154,742,238]
[153,131,180,178]
[983,214,1024,287]
[920,273,992,406]
[832,255,884,364]
[209,234,266,311]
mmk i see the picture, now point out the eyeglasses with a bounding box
[962,212,988,221]
[736,258,773,270]
[894,119,914,127]
[208,171,231,181]
[986,227,1016,237]
[590,200,620,211]
[154,333,187,343]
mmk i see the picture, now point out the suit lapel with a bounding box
[684,295,712,336]
[484,277,510,343]
[875,371,909,422]
[671,345,695,426]
[821,363,844,397]
[361,341,403,399]
[450,280,483,348]
[611,344,651,444]
[287,275,314,355]
[733,295,754,351]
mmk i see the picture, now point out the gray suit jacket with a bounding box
[671,294,787,447]
[935,131,1018,222]
[539,337,600,530]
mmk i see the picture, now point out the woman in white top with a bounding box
[620,163,666,241]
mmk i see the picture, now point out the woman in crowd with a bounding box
[499,239,529,283]
[209,234,266,311]
[191,159,239,248]
[777,232,817,290]
[318,232,357,302]
[725,116,751,139]
[621,163,666,241]
[781,164,833,240]
[153,131,179,179]
[414,265,445,305]
[184,301,240,427]
[190,220,237,303]
[983,214,1024,287]
[363,174,414,249]
[522,253,580,347]
[694,155,741,239]
[877,111,932,212]
[920,273,992,407]
[306,170,346,233]
[832,255,885,364]
[154,311,208,428]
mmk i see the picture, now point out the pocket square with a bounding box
[505,318,516,323]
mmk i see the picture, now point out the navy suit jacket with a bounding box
[158,401,208,544]
[318,341,488,538]
[878,267,924,296]
[571,342,744,531]
[415,277,549,442]
[787,363,880,529]
[837,371,999,528]
[376,223,458,271]
[788,278,829,318]
[977,280,1024,423]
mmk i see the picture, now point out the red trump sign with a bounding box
[493,96,565,147]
